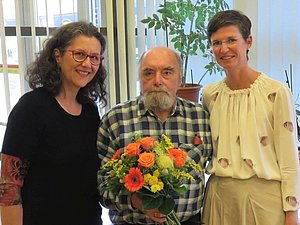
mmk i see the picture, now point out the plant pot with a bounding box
[176,83,202,103]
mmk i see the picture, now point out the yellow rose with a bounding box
[153,169,160,177]
[149,175,159,185]
[151,184,163,193]
[158,181,164,190]
[144,173,152,183]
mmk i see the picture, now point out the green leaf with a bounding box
[174,41,183,52]
[142,195,164,210]
[170,37,179,43]
[149,20,155,29]
[138,187,160,198]
[192,43,198,53]
[169,30,176,35]
[141,17,151,24]
[158,8,168,14]
[153,13,159,21]
[158,197,175,215]
[155,21,162,30]
[174,185,188,195]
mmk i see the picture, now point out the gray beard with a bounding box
[143,90,175,111]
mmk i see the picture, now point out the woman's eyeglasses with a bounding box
[68,50,104,65]
[211,37,241,49]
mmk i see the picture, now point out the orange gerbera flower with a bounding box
[137,137,156,150]
[168,148,188,167]
[125,142,141,157]
[124,167,145,192]
[138,152,155,168]
[112,149,121,160]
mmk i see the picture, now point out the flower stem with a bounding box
[171,211,181,225]
[163,211,180,225]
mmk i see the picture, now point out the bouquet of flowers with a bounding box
[100,134,202,225]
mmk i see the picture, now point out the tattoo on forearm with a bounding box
[0,153,30,205]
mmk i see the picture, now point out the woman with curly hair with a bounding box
[0,21,107,225]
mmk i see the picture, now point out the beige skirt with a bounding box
[202,175,285,225]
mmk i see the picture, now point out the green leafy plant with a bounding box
[141,0,229,85]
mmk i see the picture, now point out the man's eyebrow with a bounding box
[163,67,175,71]
[141,67,175,73]
[142,68,154,73]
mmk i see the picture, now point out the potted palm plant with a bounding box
[141,0,229,102]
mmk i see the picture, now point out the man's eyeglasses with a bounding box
[68,50,104,65]
[211,37,241,49]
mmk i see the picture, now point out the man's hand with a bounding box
[131,193,167,223]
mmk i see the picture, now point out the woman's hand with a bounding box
[285,210,298,225]
[1,205,23,225]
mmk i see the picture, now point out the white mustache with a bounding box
[147,88,168,94]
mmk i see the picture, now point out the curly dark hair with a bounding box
[26,21,107,106]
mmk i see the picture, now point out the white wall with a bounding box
[235,0,300,102]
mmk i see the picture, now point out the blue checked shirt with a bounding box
[97,96,212,224]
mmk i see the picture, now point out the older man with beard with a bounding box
[97,46,212,225]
